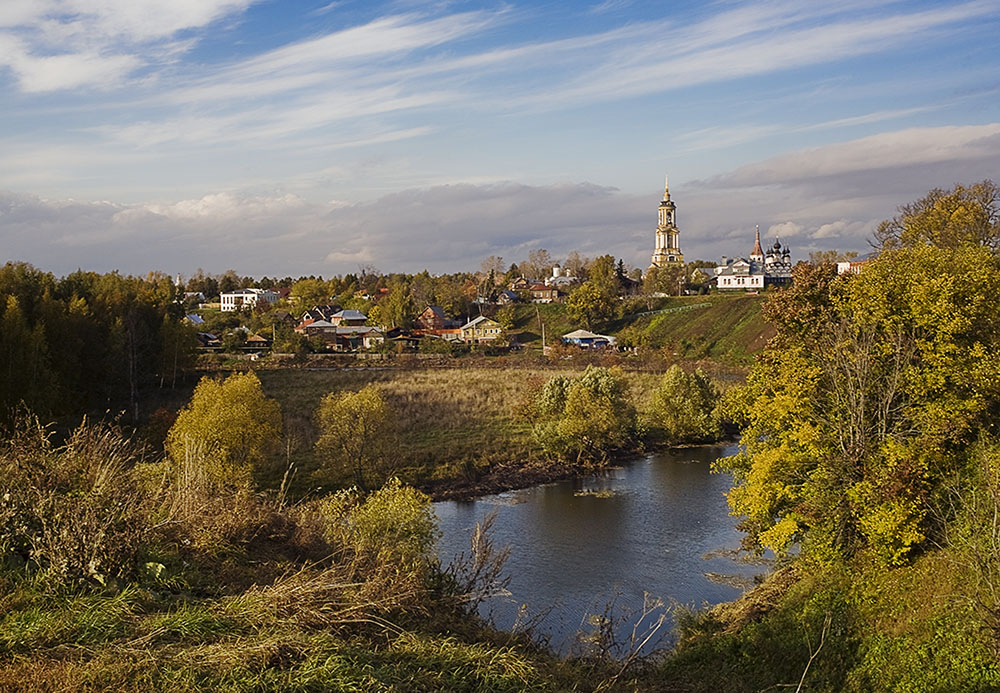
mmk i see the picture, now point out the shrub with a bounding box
[165,371,282,489]
[648,365,721,445]
[314,385,394,492]
[533,366,638,462]
[0,418,149,586]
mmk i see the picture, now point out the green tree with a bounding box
[290,278,332,312]
[534,366,637,463]
[166,372,282,487]
[377,283,415,329]
[874,180,1000,251]
[566,280,616,329]
[495,304,516,332]
[157,314,199,389]
[650,365,720,444]
[0,295,54,420]
[314,385,394,492]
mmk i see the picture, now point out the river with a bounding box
[434,444,767,654]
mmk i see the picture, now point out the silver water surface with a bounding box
[434,444,765,654]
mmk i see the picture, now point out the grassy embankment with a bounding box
[255,366,669,499]
[650,547,1000,691]
[508,292,773,365]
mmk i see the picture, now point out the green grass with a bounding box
[653,549,1000,692]
[0,600,584,692]
[501,293,771,365]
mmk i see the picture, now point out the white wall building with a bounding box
[220,288,280,312]
[715,226,793,291]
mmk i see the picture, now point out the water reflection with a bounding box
[435,445,766,654]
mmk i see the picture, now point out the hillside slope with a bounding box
[508,293,772,365]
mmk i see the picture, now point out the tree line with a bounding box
[0,264,199,425]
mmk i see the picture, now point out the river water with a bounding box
[434,444,767,654]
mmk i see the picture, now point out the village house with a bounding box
[495,289,519,305]
[527,283,558,303]
[330,309,368,326]
[837,253,875,275]
[415,305,459,331]
[460,316,503,343]
[220,288,280,312]
[245,333,271,350]
[297,320,383,351]
[562,329,617,349]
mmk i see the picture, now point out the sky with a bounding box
[2,0,999,278]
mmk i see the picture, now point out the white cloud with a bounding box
[714,123,1000,187]
[811,219,870,240]
[0,183,650,276]
[768,221,804,238]
[0,0,257,91]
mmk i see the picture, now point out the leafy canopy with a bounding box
[314,384,394,492]
[534,366,637,463]
[650,365,720,445]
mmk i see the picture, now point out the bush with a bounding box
[648,365,721,445]
[314,384,395,492]
[165,371,282,489]
[533,366,638,462]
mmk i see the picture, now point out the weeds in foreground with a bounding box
[0,418,602,691]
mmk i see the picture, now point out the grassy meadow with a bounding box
[255,364,673,497]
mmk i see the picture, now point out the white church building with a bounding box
[714,226,793,290]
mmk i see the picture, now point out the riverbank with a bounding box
[253,363,733,499]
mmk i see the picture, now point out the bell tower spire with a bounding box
[650,173,683,268]
[750,224,764,263]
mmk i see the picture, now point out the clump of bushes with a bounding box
[0,407,443,636]
[0,418,150,586]
[533,365,639,463]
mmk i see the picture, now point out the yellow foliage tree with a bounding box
[721,241,1000,565]
[314,384,394,492]
[165,371,282,488]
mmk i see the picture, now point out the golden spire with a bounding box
[663,174,670,200]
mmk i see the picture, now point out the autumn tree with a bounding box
[166,372,282,487]
[721,242,1000,565]
[566,255,620,329]
[566,281,616,329]
[378,283,415,329]
[314,385,395,492]
[534,366,637,463]
[808,249,858,265]
[290,278,333,312]
[874,180,1000,251]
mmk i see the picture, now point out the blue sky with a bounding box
[2,0,999,277]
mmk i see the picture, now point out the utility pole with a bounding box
[536,304,545,354]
